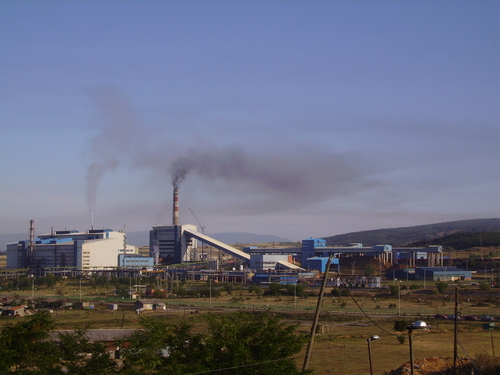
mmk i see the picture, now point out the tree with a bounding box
[121,317,206,375]
[435,282,448,294]
[121,312,308,375]
[0,312,60,373]
[202,311,308,375]
[389,285,399,296]
[58,328,117,375]
[364,264,376,276]
[394,320,409,332]
[265,282,282,296]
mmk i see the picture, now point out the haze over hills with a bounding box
[323,218,500,247]
[1,218,498,251]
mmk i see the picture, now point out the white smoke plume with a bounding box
[85,88,135,225]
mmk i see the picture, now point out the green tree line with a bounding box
[0,311,309,374]
[407,231,500,250]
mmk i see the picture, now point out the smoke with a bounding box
[86,160,119,223]
[85,87,136,225]
[86,87,372,222]
[170,146,369,207]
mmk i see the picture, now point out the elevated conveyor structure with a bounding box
[183,228,250,262]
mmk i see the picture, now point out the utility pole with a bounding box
[303,256,332,372]
[453,287,459,375]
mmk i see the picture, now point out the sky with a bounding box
[0,0,499,242]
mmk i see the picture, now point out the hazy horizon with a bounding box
[1,1,498,241]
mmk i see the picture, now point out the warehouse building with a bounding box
[415,267,472,281]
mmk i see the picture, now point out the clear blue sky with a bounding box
[1,1,498,241]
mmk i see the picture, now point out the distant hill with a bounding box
[407,231,500,250]
[323,218,500,247]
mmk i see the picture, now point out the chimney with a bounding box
[173,188,179,225]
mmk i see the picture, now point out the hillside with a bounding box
[323,218,500,247]
[407,231,500,250]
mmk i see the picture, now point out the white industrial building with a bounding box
[7,229,137,270]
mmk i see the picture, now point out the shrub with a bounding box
[393,320,409,332]
[479,282,491,292]
[389,285,399,296]
[435,282,448,294]
[340,289,350,297]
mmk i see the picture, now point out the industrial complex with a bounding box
[5,187,472,283]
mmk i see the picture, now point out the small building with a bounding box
[250,253,291,271]
[1,306,26,317]
[135,300,154,311]
[135,300,166,311]
[108,304,118,311]
[415,267,472,281]
[74,301,94,309]
[306,257,340,273]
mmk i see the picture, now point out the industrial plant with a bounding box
[4,186,473,284]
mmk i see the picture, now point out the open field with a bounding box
[1,276,499,374]
[2,301,496,374]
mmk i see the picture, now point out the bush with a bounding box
[435,282,448,294]
[479,282,491,292]
[248,285,263,295]
[389,285,399,296]
[393,320,409,332]
[457,352,500,375]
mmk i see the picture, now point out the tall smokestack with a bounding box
[173,188,179,225]
[28,220,35,269]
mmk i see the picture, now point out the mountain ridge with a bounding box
[323,218,500,247]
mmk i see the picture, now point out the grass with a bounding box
[1,277,499,374]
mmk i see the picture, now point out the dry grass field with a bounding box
[1,275,498,374]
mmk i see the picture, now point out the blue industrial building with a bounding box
[305,257,339,273]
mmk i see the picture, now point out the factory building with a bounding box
[7,228,138,271]
[388,267,472,281]
[250,254,294,271]
[415,267,472,281]
[149,224,198,264]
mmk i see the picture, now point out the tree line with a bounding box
[0,311,309,374]
[407,231,500,250]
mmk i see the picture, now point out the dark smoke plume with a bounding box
[169,146,368,204]
[86,87,371,220]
